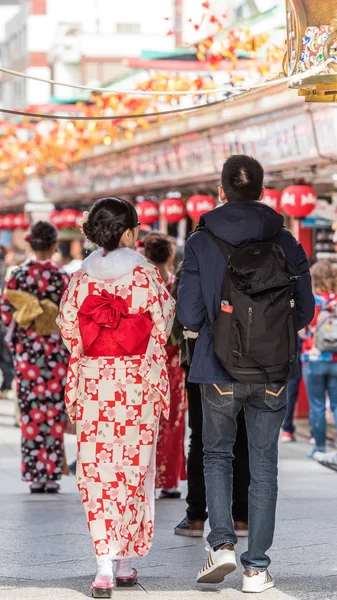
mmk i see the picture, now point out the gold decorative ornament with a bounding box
[284,0,337,101]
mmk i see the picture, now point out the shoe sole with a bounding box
[197,562,237,584]
[242,582,275,593]
[91,588,113,598]
[235,531,248,538]
[174,528,204,538]
[115,569,138,588]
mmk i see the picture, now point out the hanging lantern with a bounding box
[136,201,159,225]
[50,210,63,229]
[61,209,78,228]
[262,189,282,214]
[0,216,4,230]
[186,195,216,221]
[76,212,84,229]
[281,185,317,218]
[2,214,15,230]
[160,198,187,223]
[13,213,29,229]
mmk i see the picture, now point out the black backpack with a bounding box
[202,228,299,384]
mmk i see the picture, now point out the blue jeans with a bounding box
[304,361,337,452]
[283,358,302,434]
[201,381,287,571]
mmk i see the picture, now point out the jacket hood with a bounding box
[82,247,146,280]
[200,201,284,247]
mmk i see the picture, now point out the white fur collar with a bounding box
[82,248,147,281]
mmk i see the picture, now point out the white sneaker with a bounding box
[242,570,274,593]
[313,450,337,465]
[197,545,237,584]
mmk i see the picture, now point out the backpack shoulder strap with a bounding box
[199,226,233,260]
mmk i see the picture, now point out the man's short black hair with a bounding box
[221,155,264,202]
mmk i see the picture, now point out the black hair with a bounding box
[29,221,58,252]
[221,155,264,202]
[143,232,172,265]
[83,197,138,251]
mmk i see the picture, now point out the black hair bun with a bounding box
[29,221,57,252]
[144,233,172,265]
[84,197,138,251]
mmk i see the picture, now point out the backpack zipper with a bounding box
[246,307,253,354]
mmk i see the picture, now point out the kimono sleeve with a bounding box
[0,269,20,326]
[147,268,175,345]
[56,272,81,352]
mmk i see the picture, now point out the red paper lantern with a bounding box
[262,189,282,214]
[61,209,78,228]
[76,212,84,229]
[13,213,29,229]
[186,195,216,221]
[160,198,187,223]
[0,216,4,229]
[281,185,317,218]
[136,201,159,225]
[2,214,15,230]
[50,210,63,229]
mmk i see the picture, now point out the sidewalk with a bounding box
[1,399,337,600]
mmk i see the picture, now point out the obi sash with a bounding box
[78,290,153,357]
[5,289,59,336]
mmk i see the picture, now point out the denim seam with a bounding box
[243,567,266,573]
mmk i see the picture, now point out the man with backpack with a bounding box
[177,155,315,593]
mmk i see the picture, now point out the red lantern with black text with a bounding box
[136,201,159,225]
[186,195,216,221]
[262,189,282,214]
[281,185,317,218]
[160,198,186,223]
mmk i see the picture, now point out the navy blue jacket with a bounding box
[176,201,315,384]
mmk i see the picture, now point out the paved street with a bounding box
[1,399,337,600]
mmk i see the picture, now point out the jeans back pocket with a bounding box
[265,383,288,411]
[202,382,234,408]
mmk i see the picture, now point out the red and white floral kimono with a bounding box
[57,248,175,559]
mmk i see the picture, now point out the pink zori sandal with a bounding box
[91,576,114,598]
[116,568,138,588]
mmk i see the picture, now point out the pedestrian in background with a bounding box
[1,222,69,493]
[303,260,337,454]
[177,155,314,593]
[143,232,186,498]
[57,198,175,598]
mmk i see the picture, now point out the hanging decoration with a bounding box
[50,209,83,229]
[281,185,317,218]
[166,1,283,70]
[0,213,29,230]
[262,189,282,214]
[136,201,159,225]
[186,195,216,221]
[160,198,187,223]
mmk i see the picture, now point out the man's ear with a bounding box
[258,187,265,201]
[218,186,227,204]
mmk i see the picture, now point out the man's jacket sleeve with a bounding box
[294,241,315,331]
[176,238,205,332]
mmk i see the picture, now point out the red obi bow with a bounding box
[78,290,153,357]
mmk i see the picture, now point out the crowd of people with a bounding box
[1,154,337,597]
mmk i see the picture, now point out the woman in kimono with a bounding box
[143,233,186,498]
[1,222,69,493]
[57,197,175,598]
